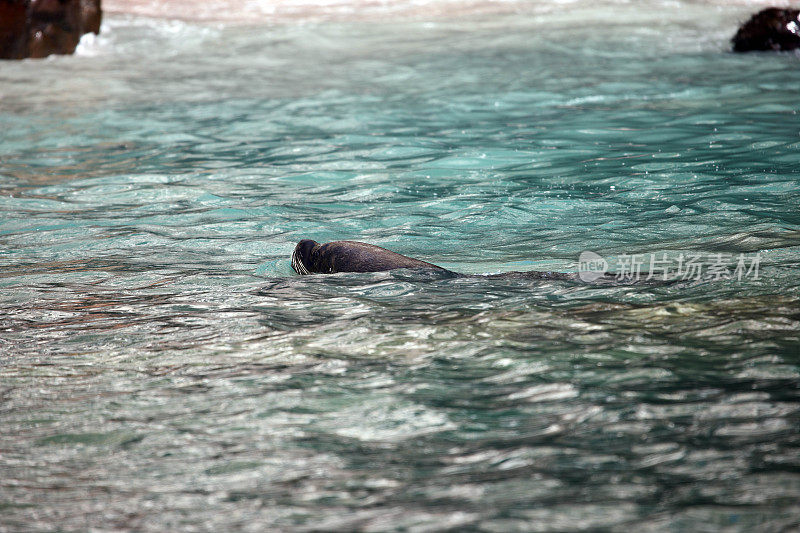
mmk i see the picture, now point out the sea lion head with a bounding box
[291,239,318,275]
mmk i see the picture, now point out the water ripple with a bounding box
[2,4,800,531]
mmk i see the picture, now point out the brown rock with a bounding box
[0,0,102,60]
[28,0,83,58]
[732,7,800,52]
[80,0,101,35]
[0,1,29,59]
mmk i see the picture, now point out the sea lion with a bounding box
[290,239,580,280]
[291,239,451,275]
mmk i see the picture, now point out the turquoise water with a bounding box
[2,3,800,530]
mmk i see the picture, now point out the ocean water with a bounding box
[1,1,799,530]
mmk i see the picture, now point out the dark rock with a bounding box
[0,0,102,60]
[732,7,800,52]
[27,0,84,58]
[0,1,29,59]
[80,0,101,35]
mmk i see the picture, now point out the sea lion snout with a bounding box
[291,239,318,275]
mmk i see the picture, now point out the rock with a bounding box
[0,0,102,60]
[81,0,101,35]
[732,7,800,52]
[0,1,29,59]
[27,0,84,58]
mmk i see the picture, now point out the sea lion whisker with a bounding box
[291,250,310,275]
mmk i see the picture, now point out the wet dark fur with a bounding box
[292,239,448,275]
[291,239,583,281]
